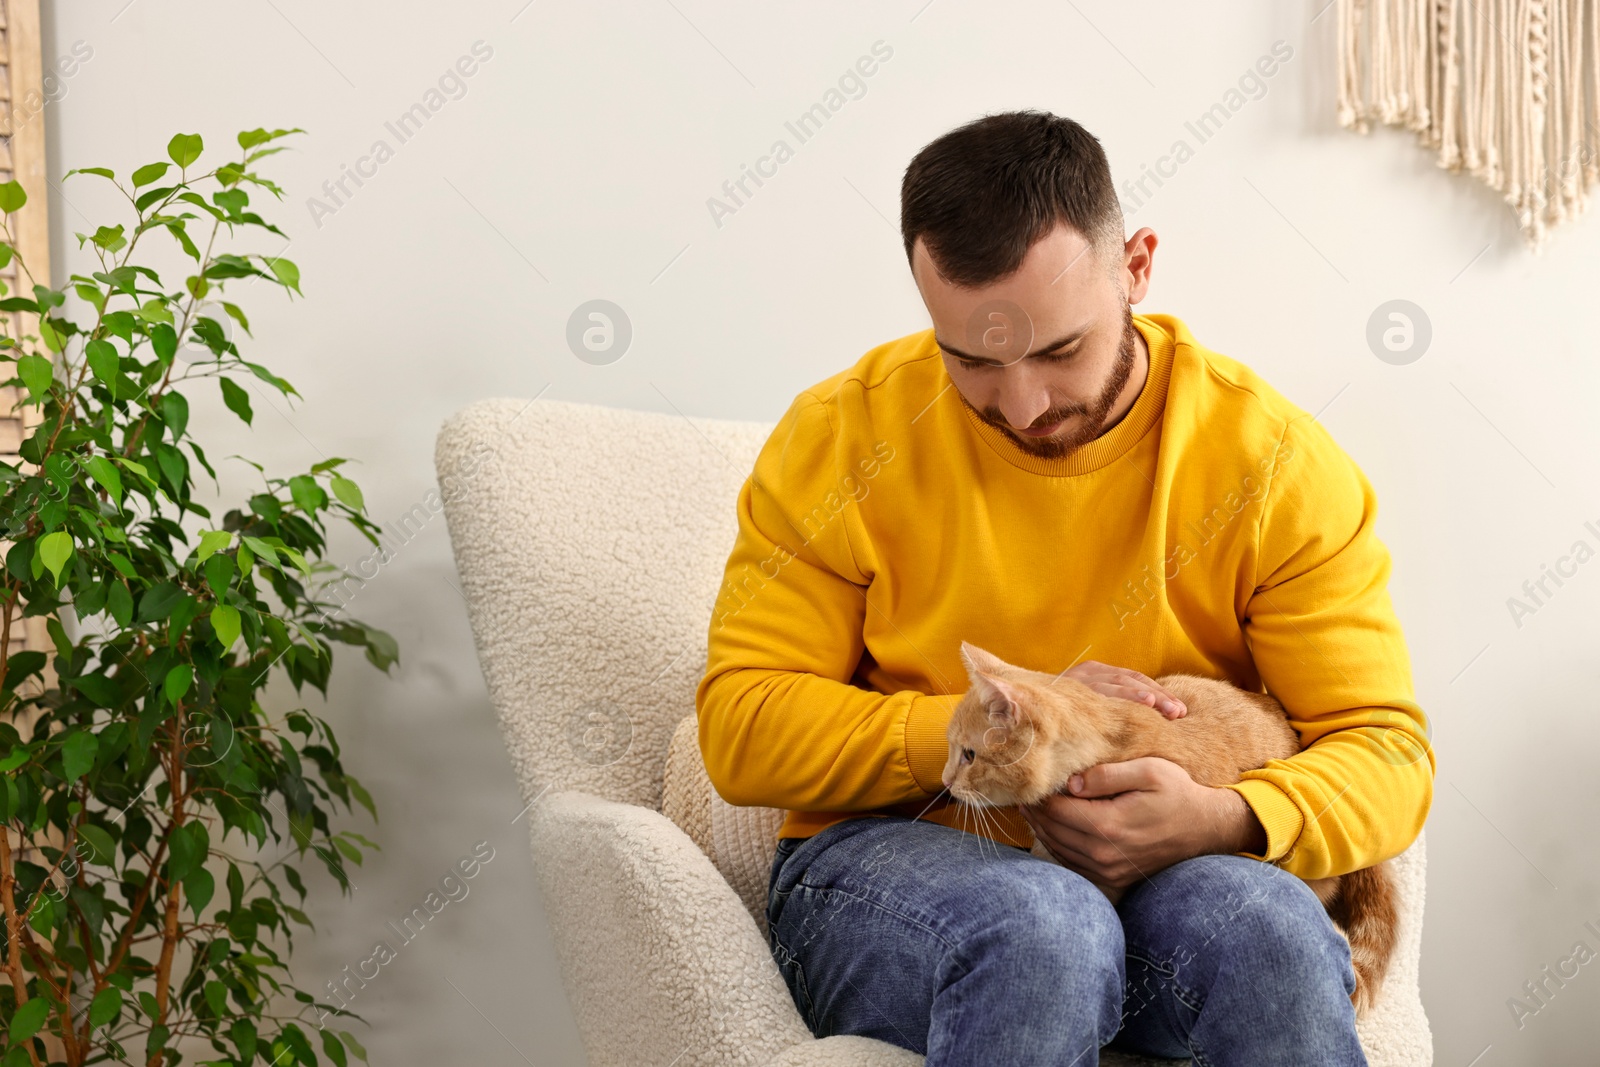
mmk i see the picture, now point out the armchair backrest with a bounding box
[436,396,772,811]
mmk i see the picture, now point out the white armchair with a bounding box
[436,395,1433,1067]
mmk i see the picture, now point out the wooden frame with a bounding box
[0,0,51,661]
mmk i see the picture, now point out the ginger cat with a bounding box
[941,641,1397,1018]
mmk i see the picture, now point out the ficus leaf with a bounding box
[0,179,27,214]
[107,580,133,627]
[242,536,280,569]
[162,390,189,438]
[265,255,301,294]
[219,376,252,424]
[164,663,193,705]
[77,824,116,865]
[61,729,97,784]
[167,820,208,883]
[137,581,185,622]
[210,603,241,649]
[322,1028,350,1067]
[340,1031,369,1063]
[37,530,72,583]
[204,553,235,594]
[85,455,124,505]
[167,132,203,168]
[8,996,49,1042]
[185,866,215,918]
[86,338,119,391]
[131,161,170,187]
[27,891,53,936]
[289,474,326,513]
[151,321,178,364]
[88,987,123,1029]
[17,352,53,397]
[231,1019,258,1063]
[37,315,64,353]
[196,529,233,561]
[330,475,365,512]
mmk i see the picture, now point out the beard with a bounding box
[961,298,1140,460]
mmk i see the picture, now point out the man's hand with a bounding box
[1059,660,1188,718]
[1019,757,1268,889]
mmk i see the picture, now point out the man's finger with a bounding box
[1028,818,1104,864]
[1029,793,1124,845]
[1115,673,1187,716]
[1069,758,1160,798]
[1104,683,1186,719]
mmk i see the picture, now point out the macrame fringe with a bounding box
[1338,0,1600,249]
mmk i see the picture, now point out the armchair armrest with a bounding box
[764,1036,927,1066]
[527,790,817,1067]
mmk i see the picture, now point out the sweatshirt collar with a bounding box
[954,313,1175,477]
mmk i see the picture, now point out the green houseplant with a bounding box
[0,128,396,1066]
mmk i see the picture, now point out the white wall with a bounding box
[43,1,1600,1063]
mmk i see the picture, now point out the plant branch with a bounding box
[147,710,186,1067]
[0,825,44,1067]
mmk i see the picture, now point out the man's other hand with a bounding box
[1059,660,1187,718]
[1018,757,1267,887]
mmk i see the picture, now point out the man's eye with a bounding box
[954,357,989,371]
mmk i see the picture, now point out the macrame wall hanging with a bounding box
[1337,0,1600,249]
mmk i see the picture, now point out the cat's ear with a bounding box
[959,641,1008,678]
[960,642,1024,725]
[970,671,1023,728]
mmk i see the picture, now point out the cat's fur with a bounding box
[940,641,1397,1018]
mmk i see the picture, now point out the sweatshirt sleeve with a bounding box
[694,392,958,810]
[1223,414,1436,881]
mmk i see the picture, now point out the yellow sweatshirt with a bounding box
[694,312,1434,881]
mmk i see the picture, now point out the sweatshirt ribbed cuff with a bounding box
[1225,778,1305,864]
[905,693,960,795]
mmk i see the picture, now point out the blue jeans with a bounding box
[766,815,1365,1067]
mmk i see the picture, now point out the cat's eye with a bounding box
[960,747,975,763]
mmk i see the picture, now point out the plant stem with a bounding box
[0,583,15,718]
[0,826,44,1067]
[148,710,186,1067]
[57,957,80,1066]
[99,831,168,977]
[123,216,222,461]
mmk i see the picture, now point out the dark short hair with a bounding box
[900,110,1123,287]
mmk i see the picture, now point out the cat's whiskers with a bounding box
[910,786,955,824]
[955,800,991,861]
[963,787,1008,862]
[956,799,990,860]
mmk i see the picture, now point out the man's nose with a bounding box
[995,362,1052,429]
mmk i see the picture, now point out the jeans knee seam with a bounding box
[800,883,959,954]
[1125,944,1206,1023]
[769,934,818,1031]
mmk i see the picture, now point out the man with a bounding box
[693,110,1433,1066]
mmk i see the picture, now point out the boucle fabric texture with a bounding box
[437,395,1433,1067]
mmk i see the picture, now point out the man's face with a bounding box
[912,223,1147,460]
